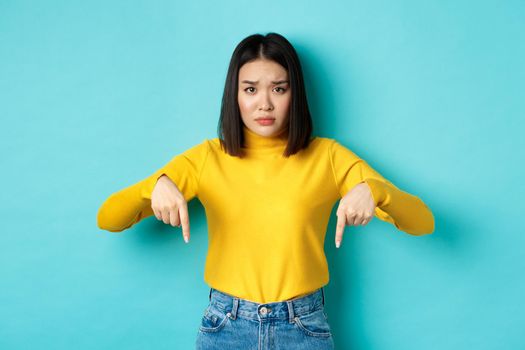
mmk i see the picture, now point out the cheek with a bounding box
[238,95,256,112]
[278,95,291,113]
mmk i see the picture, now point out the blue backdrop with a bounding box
[1,1,523,349]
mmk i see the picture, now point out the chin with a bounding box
[258,126,280,135]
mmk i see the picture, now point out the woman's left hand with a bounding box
[335,181,376,248]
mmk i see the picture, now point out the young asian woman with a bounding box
[97,32,435,350]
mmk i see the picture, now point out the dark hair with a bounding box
[217,32,314,158]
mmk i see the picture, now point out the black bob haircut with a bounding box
[217,32,314,158]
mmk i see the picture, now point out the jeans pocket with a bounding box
[199,304,231,333]
[293,308,332,338]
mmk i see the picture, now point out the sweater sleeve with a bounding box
[97,139,210,232]
[329,139,435,235]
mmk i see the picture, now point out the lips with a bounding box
[256,118,275,125]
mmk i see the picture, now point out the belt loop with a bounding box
[209,288,212,301]
[321,287,325,306]
[286,300,295,323]
[230,297,239,320]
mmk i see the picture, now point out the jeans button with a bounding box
[260,307,267,315]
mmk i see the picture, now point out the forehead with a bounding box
[238,59,288,80]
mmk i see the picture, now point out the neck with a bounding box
[242,125,288,150]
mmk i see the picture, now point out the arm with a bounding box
[97,139,210,232]
[360,176,435,235]
[96,172,164,232]
[330,140,435,235]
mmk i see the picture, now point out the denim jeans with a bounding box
[195,287,335,350]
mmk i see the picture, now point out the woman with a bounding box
[97,32,435,350]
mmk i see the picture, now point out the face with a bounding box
[238,59,291,138]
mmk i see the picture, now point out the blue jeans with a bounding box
[195,287,335,350]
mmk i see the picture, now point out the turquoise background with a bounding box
[1,1,523,349]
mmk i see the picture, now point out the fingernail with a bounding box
[336,241,340,248]
[184,236,189,243]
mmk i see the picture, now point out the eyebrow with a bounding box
[240,80,289,85]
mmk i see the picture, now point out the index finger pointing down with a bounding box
[335,211,346,248]
[178,201,190,243]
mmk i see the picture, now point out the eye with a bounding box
[244,87,256,93]
[274,87,287,93]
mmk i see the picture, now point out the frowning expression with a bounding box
[238,59,291,139]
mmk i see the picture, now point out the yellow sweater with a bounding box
[97,125,434,303]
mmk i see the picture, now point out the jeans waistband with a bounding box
[206,287,326,323]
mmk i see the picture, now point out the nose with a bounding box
[259,91,274,111]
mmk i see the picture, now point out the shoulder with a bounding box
[313,136,335,146]
[207,137,221,147]
[173,138,210,160]
[309,136,345,154]
[206,137,223,153]
[325,137,362,161]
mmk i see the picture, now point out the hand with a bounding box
[151,175,190,243]
[335,181,376,248]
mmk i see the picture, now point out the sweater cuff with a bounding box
[362,178,389,207]
[141,172,166,200]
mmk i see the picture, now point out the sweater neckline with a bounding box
[242,125,288,150]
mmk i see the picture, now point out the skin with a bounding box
[335,181,376,248]
[151,175,190,242]
[150,57,376,248]
[238,58,291,138]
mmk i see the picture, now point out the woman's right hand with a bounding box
[151,174,190,243]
